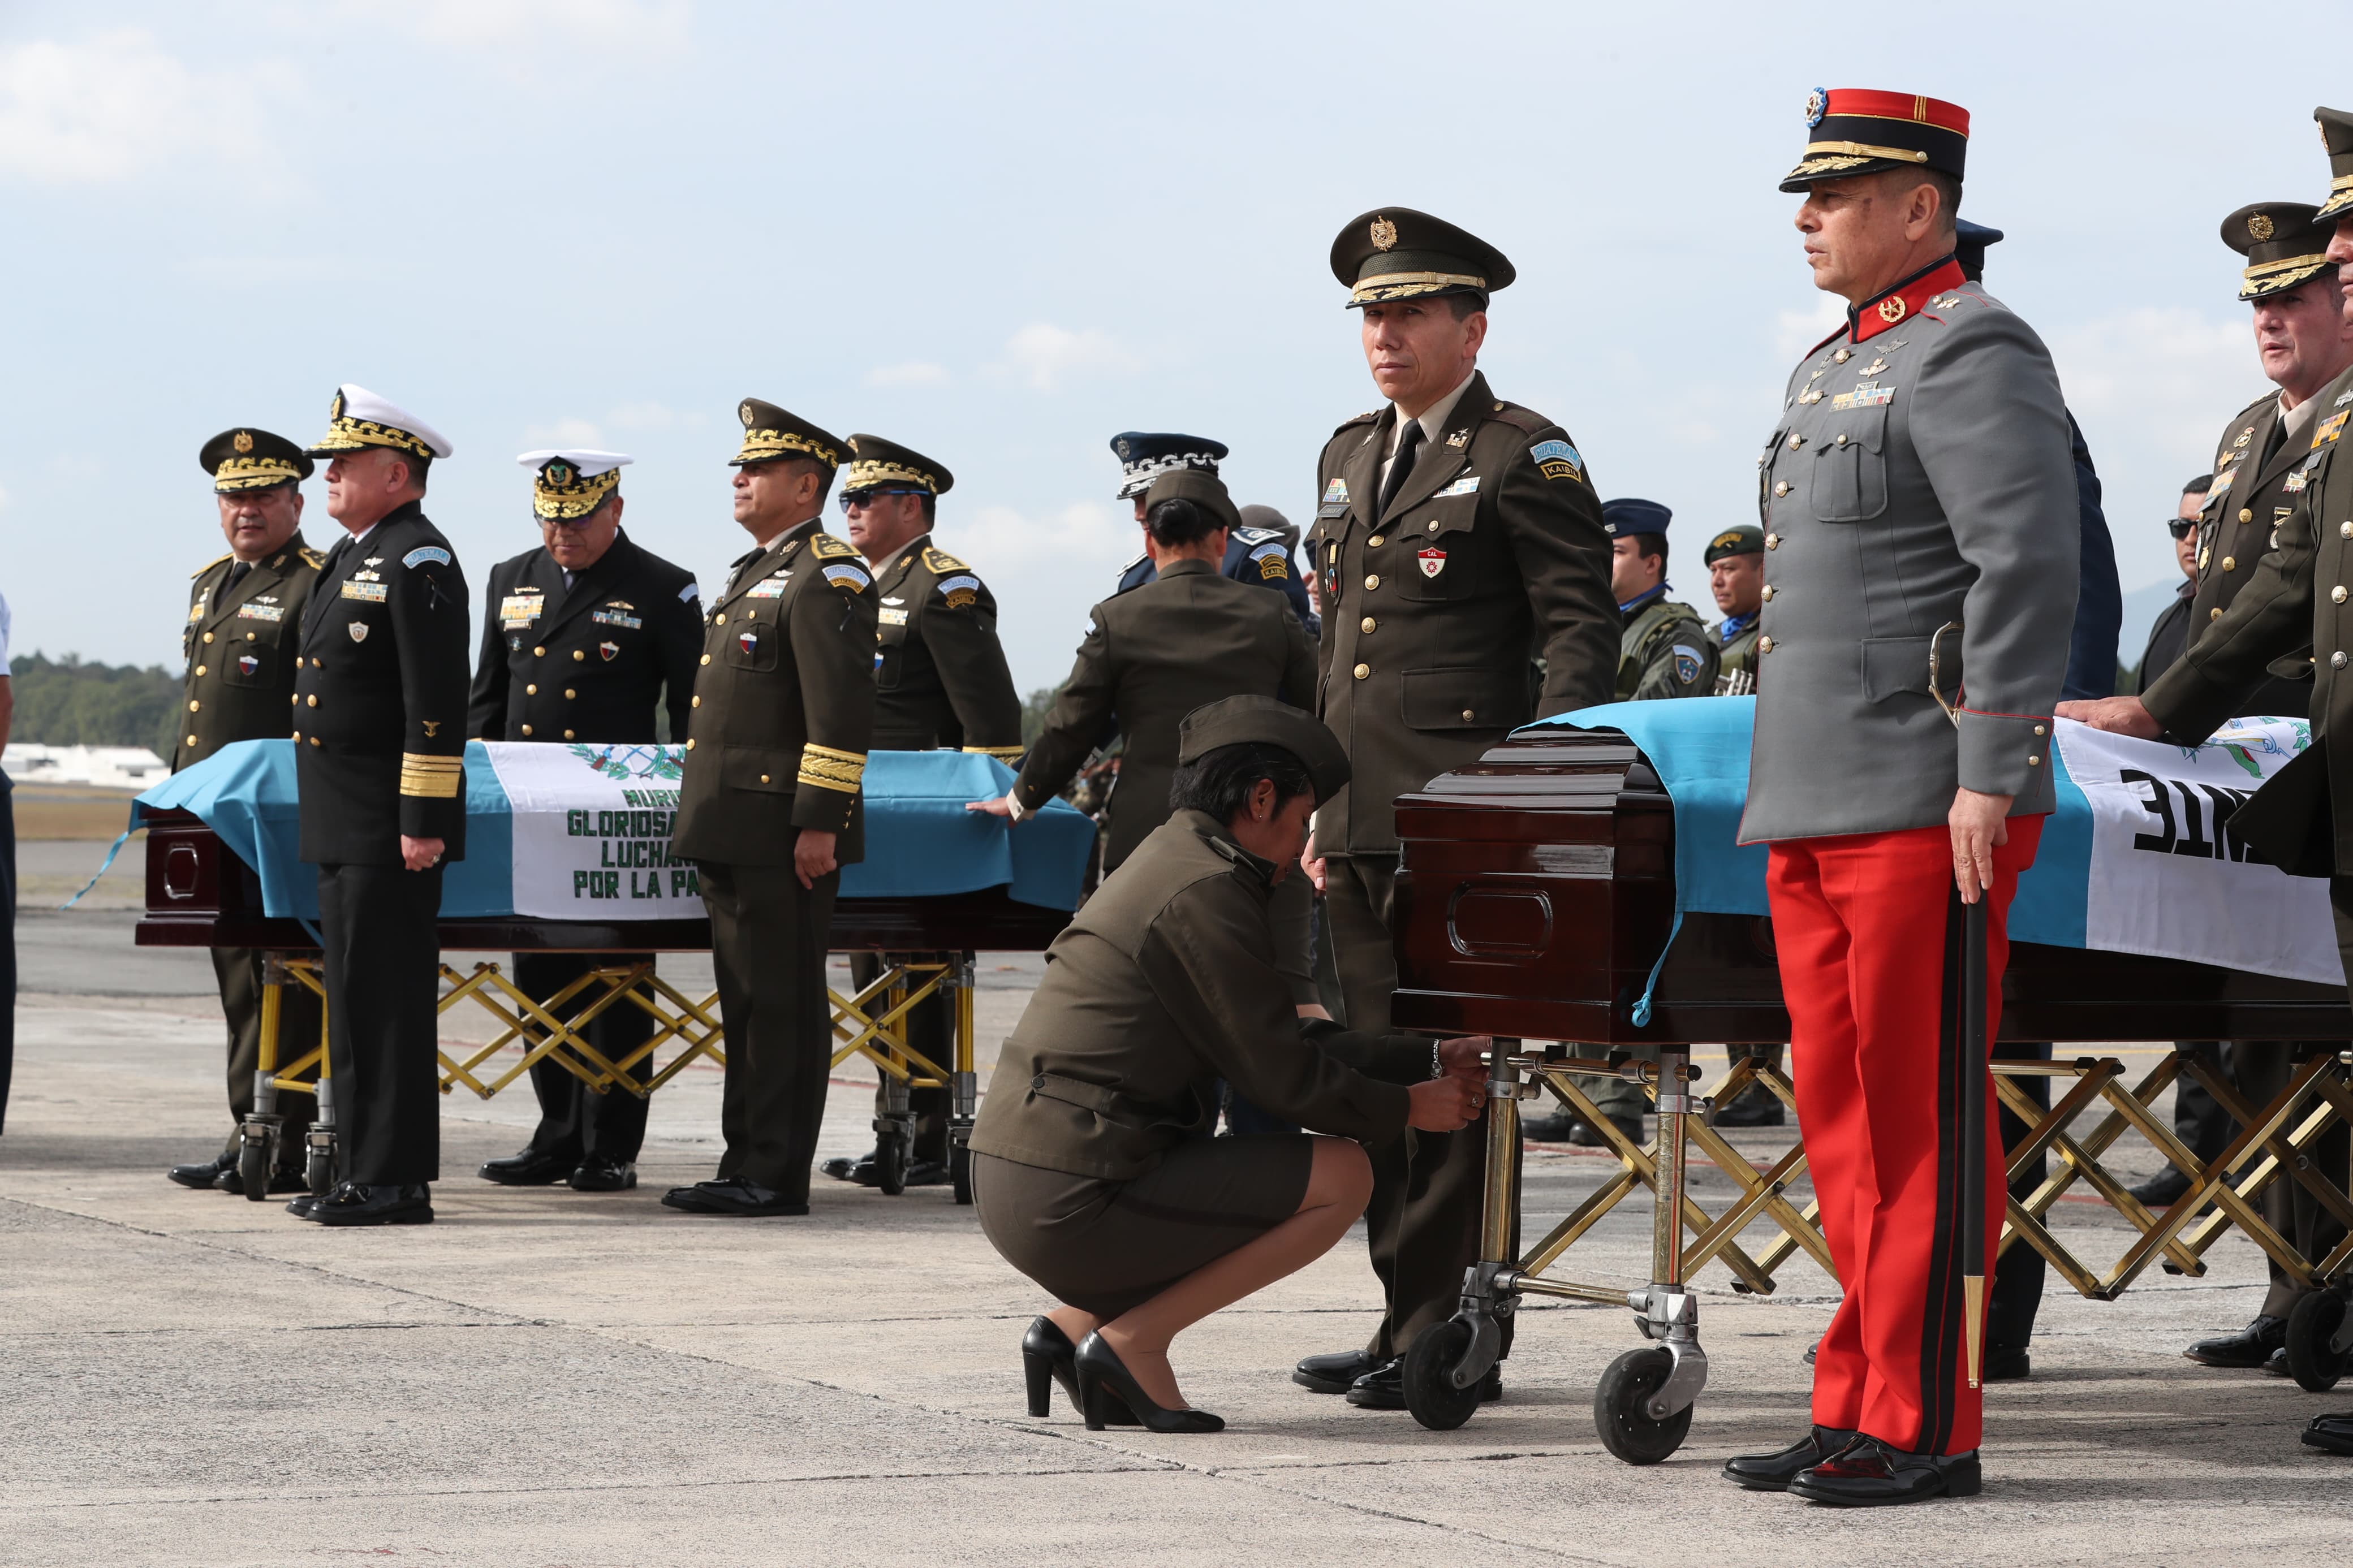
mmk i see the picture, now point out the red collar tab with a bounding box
[1848,257,1965,343]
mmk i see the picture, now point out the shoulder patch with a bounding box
[921,546,968,574]
[935,572,982,608]
[1246,543,1291,581]
[1232,525,1279,546]
[1528,438,1584,483]
[402,545,451,569]
[1671,644,1705,686]
[821,561,871,592]
[678,581,700,603]
[812,532,860,560]
[298,546,326,570]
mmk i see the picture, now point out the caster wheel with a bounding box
[1593,1346,1693,1465]
[236,1138,271,1203]
[305,1139,335,1198]
[2287,1290,2349,1393]
[874,1129,908,1197]
[1403,1317,1484,1431]
[950,1142,973,1206]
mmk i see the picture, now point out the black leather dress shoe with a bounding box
[2302,1411,2353,1454]
[1788,1437,1981,1505]
[660,1177,807,1216]
[1344,1355,1503,1409]
[286,1191,322,1220]
[1983,1346,2031,1382]
[1294,1348,1384,1394]
[312,1182,434,1227]
[169,1152,236,1190]
[2185,1315,2287,1368]
[820,1151,876,1185]
[2129,1166,2193,1209]
[215,1165,310,1196]
[1723,1425,1859,1491]
[569,1155,637,1193]
[2262,1346,2292,1377]
[1568,1113,1645,1149]
[478,1148,575,1186]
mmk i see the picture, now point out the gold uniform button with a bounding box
[713,613,726,625]
[759,773,771,784]
[1761,585,1775,601]
[691,694,701,708]
[563,729,575,740]
[1786,434,1802,449]
[686,737,696,750]
[574,650,585,661]
[1425,520,1439,533]
[2211,608,2225,621]
[1364,574,1380,590]
[564,688,576,699]
[194,665,206,677]
[245,632,256,641]
[2034,724,2048,736]
[2342,521,2352,539]
[2336,653,2348,669]
[1461,709,1476,722]
[521,724,533,736]
[290,694,299,705]
[2028,755,2042,767]
[187,699,200,712]
[308,737,318,747]
[306,694,317,707]
[699,654,710,665]
[1361,617,1376,633]
[186,735,197,748]
[291,731,300,742]
[2339,587,2351,604]
[1774,481,1790,496]
[201,632,214,645]
[526,683,537,695]
[311,658,321,668]
[2198,548,2209,569]
[1353,663,1371,680]
[1765,534,1779,550]
[533,645,546,656]
[1759,636,1774,653]
[2239,508,2254,524]
[1835,433,1848,446]
[2222,556,2236,572]
[1368,534,1385,547]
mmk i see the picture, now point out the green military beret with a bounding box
[1703,524,1765,564]
[2221,201,2335,300]
[1179,695,1350,807]
[200,427,312,493]
[1329,206,1514,308]
[1142,468,1244,535]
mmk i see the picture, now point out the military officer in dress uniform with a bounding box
[287,386,471,1228]
[1109,433,1318,633]
[163,427,327,1198]
[663,399,876,1217]
[2068,111,2353,1458]
[818,433,1022,1190]
[1292,207,1617,1411]
[1722,90,2079,1506]
[1604,499,1717,701]
[469,449,703,1195]
[1706,524,1765,696]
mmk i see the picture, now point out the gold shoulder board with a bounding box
[812,532,859,559]
[192,552,232,579]
[921,546,968,574]
[298,546,327,569]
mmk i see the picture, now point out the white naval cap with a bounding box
[517,449,635,520]
[304,383,454,461]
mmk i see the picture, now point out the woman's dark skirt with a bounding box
[972,1136,1316,1319]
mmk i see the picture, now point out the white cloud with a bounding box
[1773,295,1846,361]
[992,324,1141,392]
[0,31,291,184]
[522,417,605,448]
[329,0,691,49]
[865,361,952,389]
[953,500,1128,568]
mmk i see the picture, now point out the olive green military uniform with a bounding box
[668,401,876,1211]
[1715,619,1761,688]
[971,701,1425,1319]
[839,435,1023,1178]
[2154,200,2351,1318]
[1311,210,1618,1368]
[1615,593,1717,700]
[178,429,326,1179]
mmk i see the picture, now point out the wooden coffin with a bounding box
[1389,727,2350,1046]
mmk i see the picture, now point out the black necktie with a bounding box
[1379,420,1424,516]
[225,560,252,592]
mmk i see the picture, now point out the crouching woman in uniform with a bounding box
[968,696,1486,1432]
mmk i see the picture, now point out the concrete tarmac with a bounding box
[5,913,2352,1565]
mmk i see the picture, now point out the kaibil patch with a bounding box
[1529,439,1582,483]
[936,572,980,608]
[1249,544,1290,580]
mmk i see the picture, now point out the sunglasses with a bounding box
[2167,519,2196,539]
[837,487,927,513]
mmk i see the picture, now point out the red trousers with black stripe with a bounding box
[1765,815,2042,1456]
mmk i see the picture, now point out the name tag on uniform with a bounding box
[592,607,644,629]
[500,593,543,625]
[235,603,285,623]
[341,581,387,603]
[746,574,789,598]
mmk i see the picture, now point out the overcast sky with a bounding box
[3,1,2343,691]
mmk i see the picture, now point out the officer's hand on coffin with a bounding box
[1407,1075,1483,1132]
[2056,696,2161,740]
[1436,1036,1493,1080]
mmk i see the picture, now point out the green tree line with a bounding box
[8,653,182,757]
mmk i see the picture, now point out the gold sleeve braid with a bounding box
[963,745,1025,762]
[798,742,867,794]
[399,753,464,798]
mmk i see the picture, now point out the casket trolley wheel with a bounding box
[1593,1345,1694,1464]
[950,1140,973,1206]
[2287,1286,2351,1392]
[873,1124,909,1198]
[235,1118,276,1204]
[1402,1316,1485,1431]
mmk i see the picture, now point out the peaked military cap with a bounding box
[1703,523,1765,564]
[1330,208,1514,308]
[1781,88,1970,191]
[843,434,953,496]
[1142,468,1244,536]
[1110,431,1226,499]
[2223,201,2337,300]
[516,448,632,520]
[731,398,844,469]
[1178,694,1350,807]
[199,427,312,493]
[1238,503,1299,551]
[1954,218,2004,282]
[305,384,453,461]
[1600,497,1673,538]
[2318,106,2353,223]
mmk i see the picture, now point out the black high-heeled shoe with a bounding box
[1022,1318,1138,1425]
[1074,1332,1224,1433]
